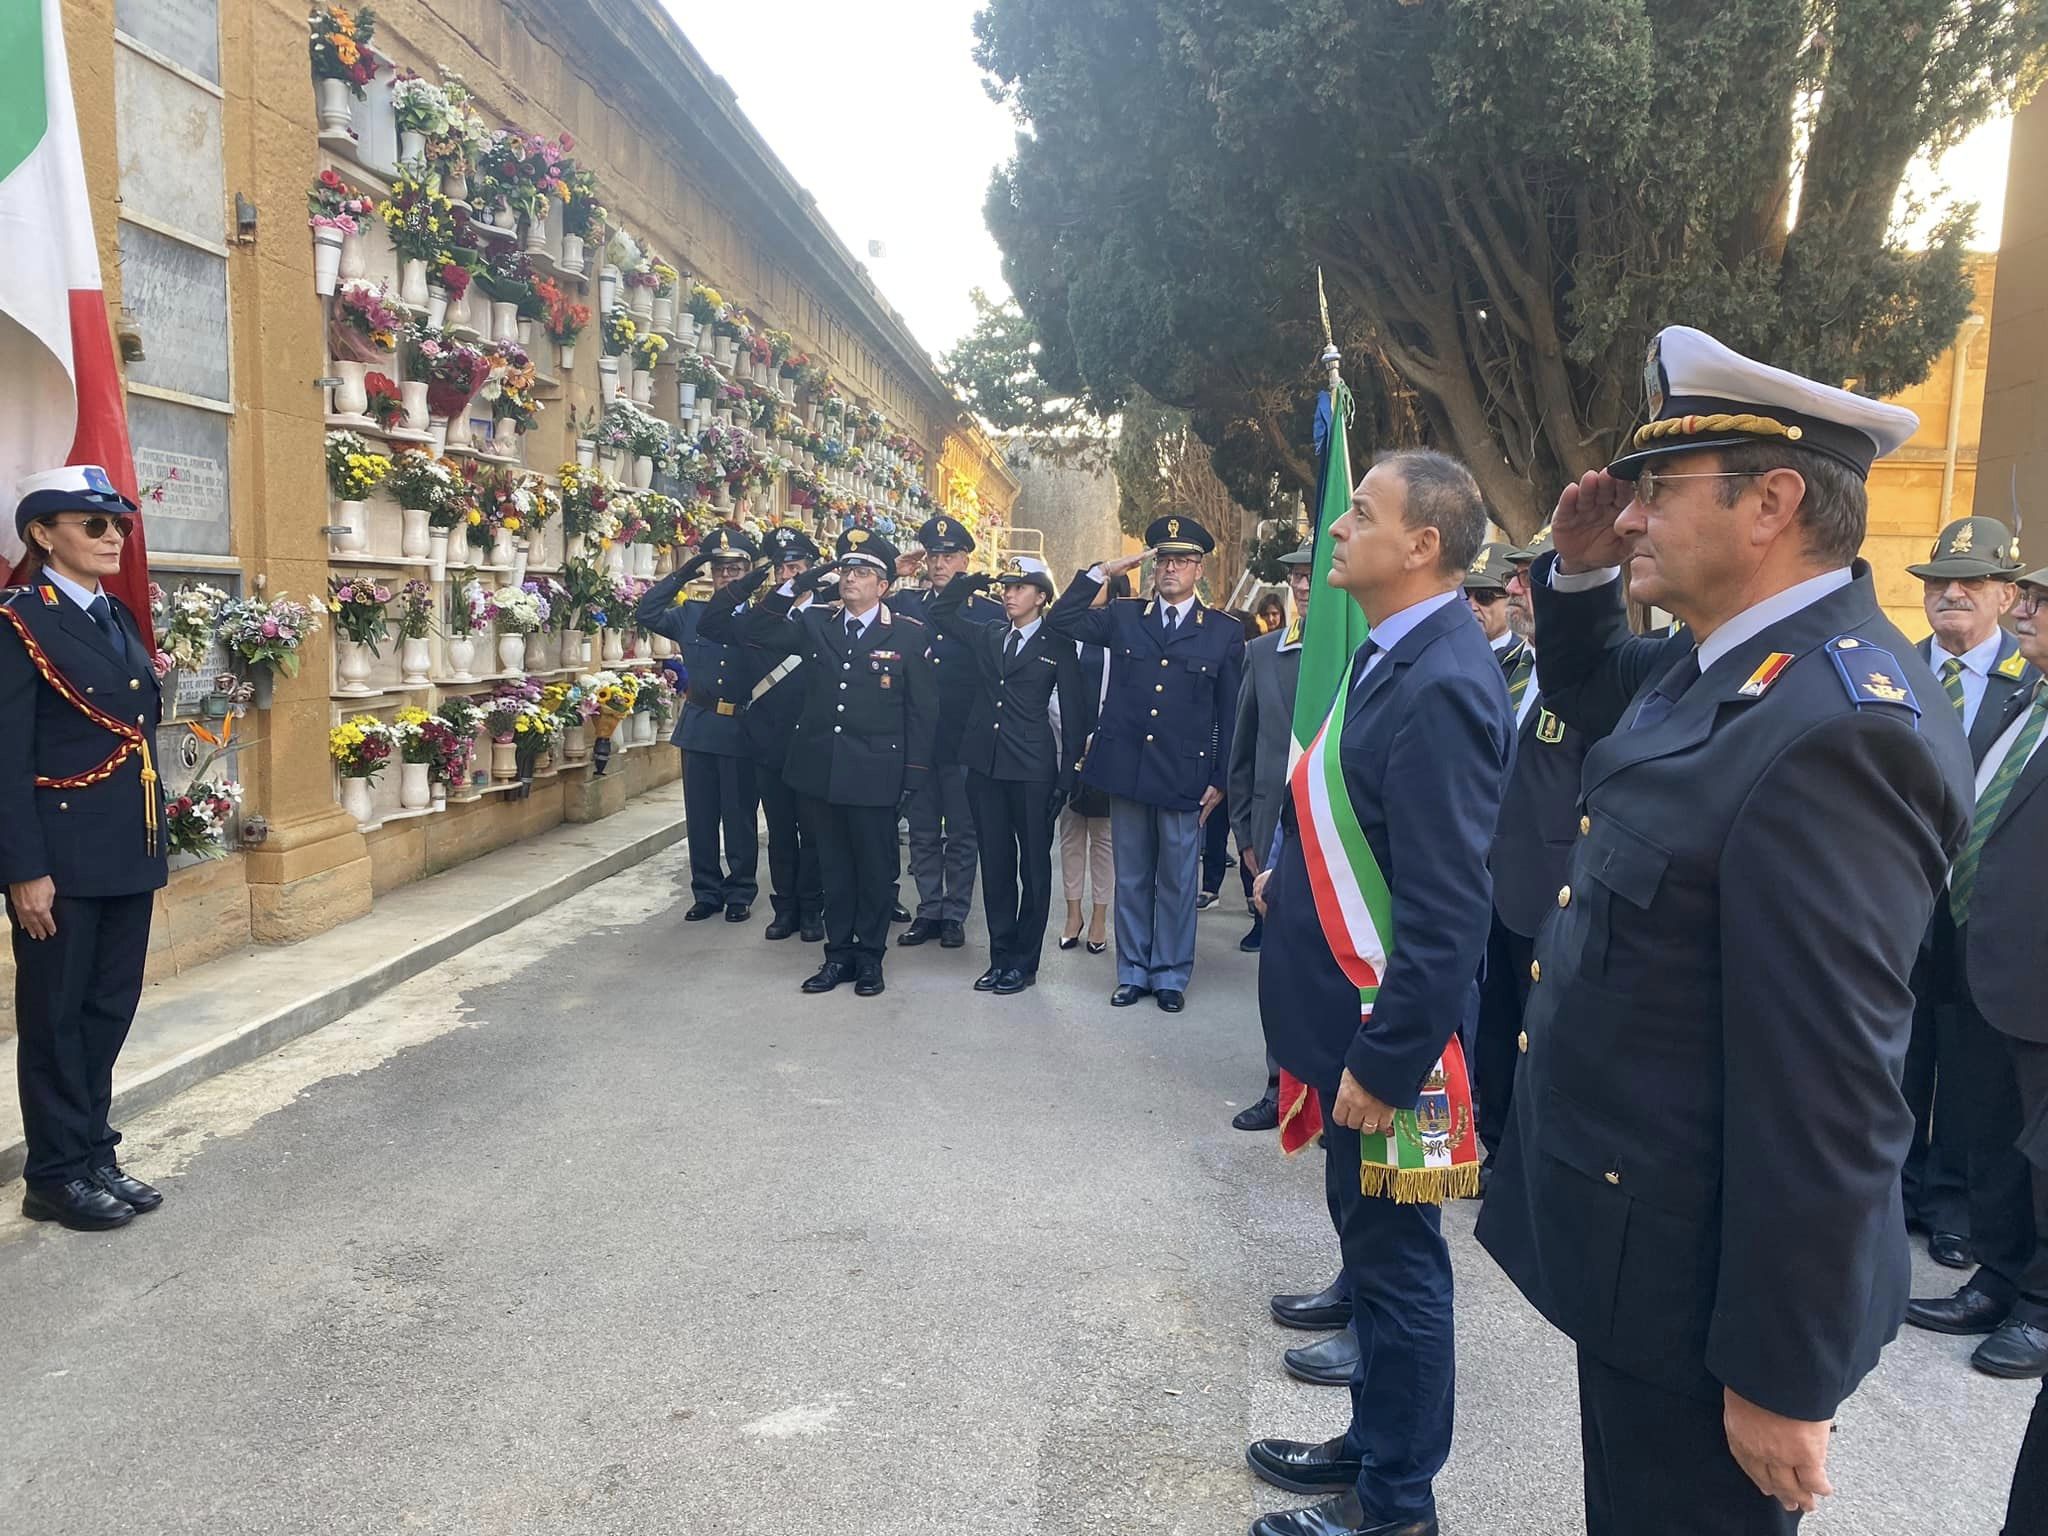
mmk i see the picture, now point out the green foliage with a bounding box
[942,288,1104,441]
[976,0,2047,536]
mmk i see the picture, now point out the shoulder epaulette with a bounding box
[1827,636,1920,715]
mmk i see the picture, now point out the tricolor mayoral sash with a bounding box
[1285,689,1480,1203]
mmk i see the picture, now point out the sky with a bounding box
[667,1,2016,362]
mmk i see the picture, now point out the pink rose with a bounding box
[261,619,280,637]
[373,586,391,602]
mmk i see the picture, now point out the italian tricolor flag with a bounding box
[0,0,155,647]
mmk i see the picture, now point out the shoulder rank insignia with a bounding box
[38,583,59,607]
[1998,648,2029,680]
[1827,636,1920,714]
[1738,652,1794,698]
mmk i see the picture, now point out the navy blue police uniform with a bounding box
[0,467,169,1231]
[635,525,760,920]
[1476,326,1976,1535]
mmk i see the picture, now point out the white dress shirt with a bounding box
[1006,616,1043,649]
[1548,564,1854,675]
[1354,589,1464,685]
[1490,630,1516,655]
[1973,688,2048,801]
[1928,628,2007,733]
[41,565,105,613]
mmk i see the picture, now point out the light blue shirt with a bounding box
[1354,588,1465,685]
[1929,628,2007,732]
[40,566,105,614]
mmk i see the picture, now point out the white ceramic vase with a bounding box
[400,506,430,559]
[560,628,583,668]
[399,760,431,810]
[603,542,626,578]
[490,526,516,567]
[490,301,519,346]
[497,633,527,674]
[601,627,625,664]
[491,741,519,780]
[444,168,469,205]
[331,499,368,556]
[444,410,473,451]
[399,259,429,310]
[678,381,697,413]
[445,633,476,681]
[399,129,426,166]
[559,339,576,372]
[336,638,374,693]
[524,631,551,672]
[400,636,432,685]
[330,360,369,420]
[598,265,620,313]
[632,455,654,489]
[490,415,521,459]
[598,356,620,405]
[631,368,651,405]
[313,227,344,297]
[425,284,448,330]
[446,284,475,335]
[563,724,588,761]
[560,234,586,276]
[652,293,675,334]
[400,381,431,435]
[524,213,549,255]
[315,77,354,135]
[428,527,451,579]
[340,774,375,827]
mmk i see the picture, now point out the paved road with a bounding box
[0,843,2030,1534]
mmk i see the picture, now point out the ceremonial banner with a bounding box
[0,1,155,649]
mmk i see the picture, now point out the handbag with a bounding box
[1066,737,1111,818]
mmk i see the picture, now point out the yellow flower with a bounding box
[332,35,359,67]
[468,509,483,525]
[504,516,521,531]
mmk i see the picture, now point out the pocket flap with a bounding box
[1583,817,1669,909]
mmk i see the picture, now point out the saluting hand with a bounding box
[1331,1068,1396,1136]
[1549,469,1633,573]
[8,876,56,940]
[1099,552,1147,580]
[1724,1389,1834,1514]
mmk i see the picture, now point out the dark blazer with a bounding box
[1259,598,1514,1107]
[1919,630,2039,762]
[734,587,936,807]
[1488,664,1622,939]
[634,566,750,756]
[1042,571,1244,812]
[1958,679,2048,1043]
[1477,558,1975,1423]
[1228,625,1302,866]
[925,576,1083,791]
[891,583,1005,768]
[0,583,169,899]
[694,566,807,768]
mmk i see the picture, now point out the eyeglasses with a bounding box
[2016,588,2047,613]
[1633,468,1761,508]
[1155,554,1201,570]
[46,513,135,541]
[1466,589,1506,605]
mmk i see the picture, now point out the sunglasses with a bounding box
[1466,589,1506,605]
[46,513,136,541]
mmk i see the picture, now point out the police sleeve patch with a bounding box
[1826,636,1920,715]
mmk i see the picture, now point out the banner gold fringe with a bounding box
[1360,1160,1482,1206]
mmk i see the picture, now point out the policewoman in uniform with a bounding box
[1476,328,1975,1533]
[1,466,168,1231]
[1043,514,1244,1013]
[926,556,1083,994]
[696,525,826,942]
[739,528,935,997]
[635,525,760,922]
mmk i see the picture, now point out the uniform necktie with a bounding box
[846,618,861,646]
[1940,656,1968,717]
[1950,684,2048,925]
[1508,650,1534,712]
[1004,629,1022,664]
[1629,651,1701,731]
[1162,606,1179,638]
[87,593,126,659]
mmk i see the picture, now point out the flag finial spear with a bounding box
[1316,267,1341,392]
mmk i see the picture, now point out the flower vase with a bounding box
[497,633,526,673]
[565,531,587,564]
[400,381,431,436]
[518,317,536,353]
[490,526,515,567]
[598,265,620,313]
[400,636,432,685]
[399,506,431,559]
[715,483,732,511]
[635,543,657,579]
[330,360,369,421]
[561,233,586,276]
[524,213,549,256]
[490,415,520,459]
[315,77,354,135]
[491,741,519,780]
[340,774,375,827]
[511,542,530,587]
[651,634,674,660]
[599,356,620,405]
[399,760,430,810]
[443,168,469,206]
[446,284,475,336]
[399,259,429,311]
[629,289,653,326]
[632,455,654,489]
[560,628,583,668]
[574,437,596,470]
[313,227,344,297]
[399,129,426,166]
[559,339,576,372]
[445,633,476,681]
[603,542,626,579]
[601,627,625,665]
[598,450,623,479]
[336,638,374,693]
[678,381,697,414]
[563,723,588,761]
[631,368,651,405]
[678,315,698,350]
[425,283,449,330]
[432,780,447,807]
[652,293,675,334]
[524,631,551,672]
[330,499,368,557]
[696,324,716,357]
[490,301,519,346]
[444,410,474,451]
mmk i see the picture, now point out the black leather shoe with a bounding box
[800,921,825,943]
[1196,889,1219,910]
[993,968,1035,995]
[22,1178,133,1231]
[91,1165,161,1214]
[1973,1319,2048,1379]
[1929,1231,1973,1269]
[1110,984,1151,1007]
[1156,988,1186,1013]
[940,920,967,948]
[1240,922,1263,952]
[1272,1278,1352,1331]
[1907,1284,2010,1335]
[898,917,940,947]
[974,966,1002,991]
[1233,1094,1280,1132]
[683,900,721,922]
[765,915,799,940]
[1285,1329,1361,1386]
[1247,1490,1435,1536]
[1245,1435,1362,1495]
[801,961,853,994]
[855,966,886,997]
[725,903,751,923]
[892,903,913,923]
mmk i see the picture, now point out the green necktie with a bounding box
[1940,656,1967,718]
[1508,651,1533,712]
[1951,685,2048,925]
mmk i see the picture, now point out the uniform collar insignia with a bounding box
[1737,652,1794,698]
[1997,648,2029,680]
[38,584,59,607]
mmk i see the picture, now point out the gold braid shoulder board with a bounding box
[0,603,160,854]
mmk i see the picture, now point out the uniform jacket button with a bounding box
[840,682,848,689]
[1159,658,1169,667]
[1579,814,1591,835]
[1150,708,1158,717]
[1530,959,1541,983]
[1516,1030,1528,1053]
[58,801,68,811]
[837,704,846,712]
[1155,683,1164,693]
[1145,733,1154,742]
[996,700,1004,708]
[833,725,842,734]
[1557,885,1571,909]
[992,722,1000,730]
[85,685,93,694]
[1604,1170,1621,1186]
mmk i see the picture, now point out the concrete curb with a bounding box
[0,808,684,1186]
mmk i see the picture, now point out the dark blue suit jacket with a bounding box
[0,583,168,899]
[1260,598,1514,1107]
[635,569,750,756]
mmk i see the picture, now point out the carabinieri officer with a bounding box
[636,524,760,923]
[0,466,168,1231]
[926,556,1083,994]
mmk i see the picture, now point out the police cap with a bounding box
[1146,514,1214,557]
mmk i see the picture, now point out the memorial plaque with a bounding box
[152,570,242,721]
[115,44,225,243]
[116,0,221,84]
[130,395,232,556]
[119,223,231,403]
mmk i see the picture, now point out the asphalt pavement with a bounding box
[0,843,2031,1534]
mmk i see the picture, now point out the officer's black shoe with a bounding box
[1906,1283,2010,1335]
[1110,984,1151,1007]
[801,961,853,994]
[892,903,913,923]
[974,966,1002,991]
[1156,989,1186,1013]
[1247,1490,1435,1536]
[993,968,1035,995]
[1972,1320,2048,1379]
[683,901,721,922]
[1245,1435,1362,1495]
[765,915,800,941]
[1284,1329,1361,1386]
[23,1178,133,1231]
[800,921,825,943]
[1929,1231,1973,1269]
[898,918,941,947]
[1271,1278,1351,1331]
[1233,1094,1280,1132]
[725,903,751,923]
[91,1165,161,1213]
[1239,921,1263,953]
[940,920,967,949]
[1196,889,1220,910]
[855,965,886,997]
